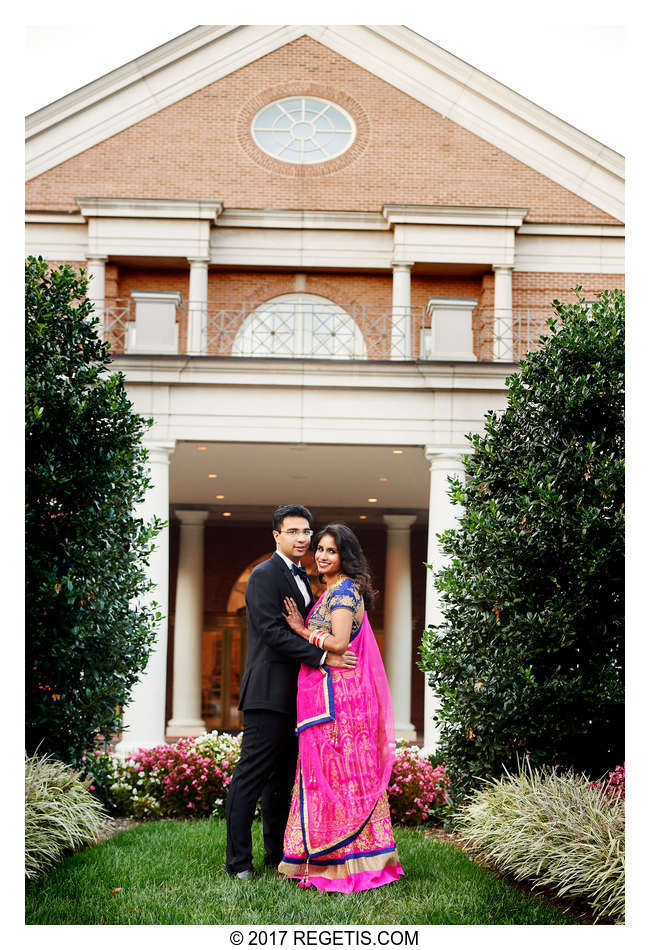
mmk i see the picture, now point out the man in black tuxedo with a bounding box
[225,503,357,878]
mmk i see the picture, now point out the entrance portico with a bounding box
[113,354,509,757]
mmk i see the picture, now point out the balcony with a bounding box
[101,296,558,363]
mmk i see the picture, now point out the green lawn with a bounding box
[25,819,577,925]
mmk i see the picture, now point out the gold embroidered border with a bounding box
[295,667,333,732]
[278,850,401,881]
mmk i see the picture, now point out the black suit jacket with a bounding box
[238,552,325,715]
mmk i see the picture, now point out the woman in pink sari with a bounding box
[278,524,404,893]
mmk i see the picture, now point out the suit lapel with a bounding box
[272,552,314,618]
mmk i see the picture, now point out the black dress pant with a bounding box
[225,709,298,873]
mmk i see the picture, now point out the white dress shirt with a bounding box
[276,550,310,606]
[275,550,327,665]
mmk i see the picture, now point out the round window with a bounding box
[251,97,356,164]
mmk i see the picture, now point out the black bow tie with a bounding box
[291,563,309,582]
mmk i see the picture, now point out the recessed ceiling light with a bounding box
[359,515,367,520]
[367,498,378,503]
[222,511,232,517]
[216,494,225,500]
[197,445,207,451]
[379,477,388,482]
[392,449,403,455]
[208,473,218,478]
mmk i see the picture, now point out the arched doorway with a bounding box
[232,293,367,359]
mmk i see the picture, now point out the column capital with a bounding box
[86,254,108,263]
[424,445,468,471]
[143,440,176,465]
[187,256,210,266]
[382,513,417,531]
[175,509,209,525]
[492,263,514,272]
[391,260,414,270]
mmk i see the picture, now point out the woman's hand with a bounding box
[283,597,310,639]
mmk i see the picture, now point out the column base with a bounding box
[165,718,207,739]
[394,723,417,742]
[114,735,166,759]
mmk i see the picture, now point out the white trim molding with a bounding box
[26,26,624,221]
[76,197,223,221]
[383,205,528,228]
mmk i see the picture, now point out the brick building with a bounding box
[25,25,624,754]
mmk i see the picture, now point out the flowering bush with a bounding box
[589,763,625,806]
[387,742,452,826]
[83,731,242,820]
[81,748,126,810]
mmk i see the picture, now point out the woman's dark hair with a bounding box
[314,523,377,611]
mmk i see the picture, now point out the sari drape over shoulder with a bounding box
[279,581,404,892]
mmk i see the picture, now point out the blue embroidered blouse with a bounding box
[307,577,364,642]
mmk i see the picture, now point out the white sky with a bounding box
[23,7,626,153]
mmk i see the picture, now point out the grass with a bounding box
[25,819,579,925]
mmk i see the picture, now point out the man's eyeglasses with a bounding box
[278,528,314,538]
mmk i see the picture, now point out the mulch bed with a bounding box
[422,826,602,925]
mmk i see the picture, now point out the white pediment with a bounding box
[25,25,624,221]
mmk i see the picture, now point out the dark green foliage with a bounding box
[419,289,624,800]
[26,257,164,765]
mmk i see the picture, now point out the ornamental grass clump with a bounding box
[25,751,107,880]
[388,743,451,826]
[454,760,625,923]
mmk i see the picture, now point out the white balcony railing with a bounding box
[102,298,559,363]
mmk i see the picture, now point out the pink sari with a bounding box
[279,594,404,892]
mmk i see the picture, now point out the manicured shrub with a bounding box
[26,257,164,765]
[388,742,451,826]
[25,751,106,880]
[454,760,625,923]
[420,289,624,799]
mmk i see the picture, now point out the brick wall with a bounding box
[26,36,619,225]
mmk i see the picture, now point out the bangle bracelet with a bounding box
[309,628,328,649]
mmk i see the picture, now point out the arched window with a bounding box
[232,293,367,359]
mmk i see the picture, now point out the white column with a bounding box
[166,510,208,737]
[86,255,107,340]
[422,448,467,754]
[187,258,209,355]
[383,514,417,740]
[115,440,175,757]
[492,265,514,361]
[391,261,413,359]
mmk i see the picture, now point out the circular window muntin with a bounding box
[251,96,356,165]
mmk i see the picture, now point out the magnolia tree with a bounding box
[420,289,624,799]
[26,257,164,765]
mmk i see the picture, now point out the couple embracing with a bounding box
[225,504,404,893]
